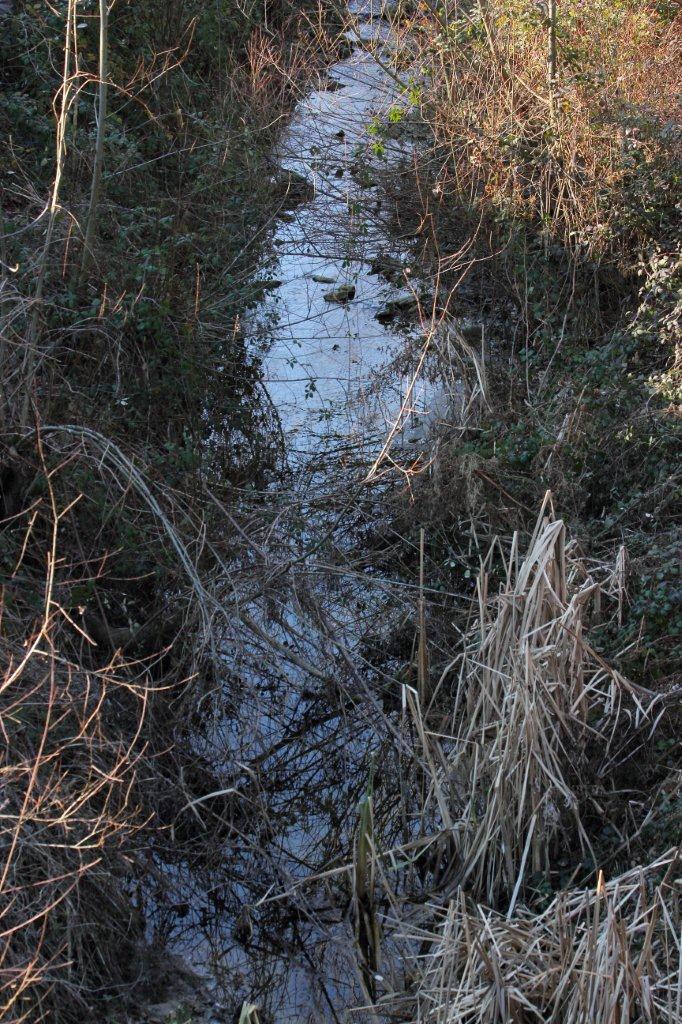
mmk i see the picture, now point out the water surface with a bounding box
[151,8,438,1020]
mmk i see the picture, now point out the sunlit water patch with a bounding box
[251,7,441,459]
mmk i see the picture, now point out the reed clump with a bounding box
[416,850,680,1024]
[394,495,680,1023]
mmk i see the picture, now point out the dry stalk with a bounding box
[415,849,681,1024]
[407,494,658,905]
[0,455,152,1020]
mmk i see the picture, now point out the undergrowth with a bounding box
[383,0,681,684]
[1,0,341,1019]
[2,0,680,1021]
[356,2,680,1020]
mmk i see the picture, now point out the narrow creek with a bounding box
[256,0,440,458]
[147,5,445,1020]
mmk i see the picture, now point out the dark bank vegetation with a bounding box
[1,0,680,1022]
[393,0,681,693]
[363,0,681,1019]
[0,0,340,1019]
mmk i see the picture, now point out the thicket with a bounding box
[1,0,680,1021]
[361,1,681,1019]
[0,0,336,1019]
[387,0,681,680]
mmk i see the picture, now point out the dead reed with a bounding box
[395,492,679,1022]
[416,849,680,1024]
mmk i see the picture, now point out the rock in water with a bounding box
[323,284,356,303]
[369,255,407,283]
[375,291,420,322]
[251,279,282,294]
[274,170,315,207]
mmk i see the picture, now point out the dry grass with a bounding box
[392,492,680,1022]
[0,463,151,1021]
[415,849,681,1024]
[414,0,681,259]
[407,494,654,905]
[0,424,228,1020]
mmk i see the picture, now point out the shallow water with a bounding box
[253,2,439,460]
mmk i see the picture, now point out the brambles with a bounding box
[0,451,150,1020]
[415,0,680,262]
[0,0,341,1018]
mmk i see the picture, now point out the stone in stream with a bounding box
[273,169,315,207]
[323,284,356,303]
[146,1002,183,1022]
[311,274,337,284]
[323,77,346,92]
[350,161,375,187]
[369,254,407,283]
[251,279,282,292]
[375,291,420,322]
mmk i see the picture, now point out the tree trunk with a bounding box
[548,0,558,120]
[20,0,75,426]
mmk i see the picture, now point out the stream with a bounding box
[256,0,441,458]
[146,5,444,1021]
